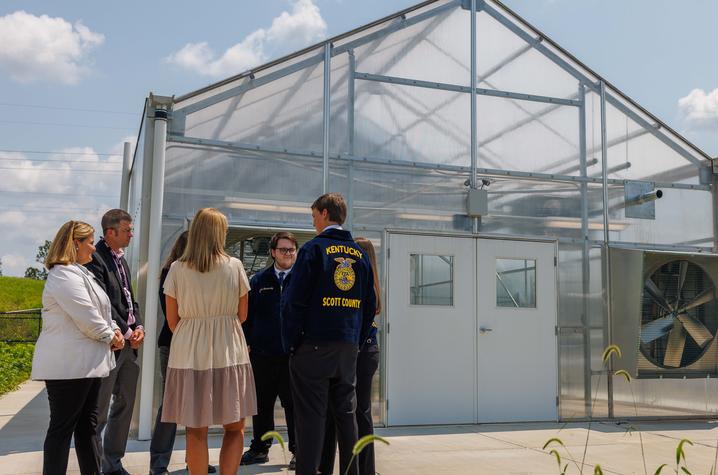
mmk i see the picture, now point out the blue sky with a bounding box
[0,0,716,276]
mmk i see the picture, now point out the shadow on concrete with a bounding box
[0,388,48,456]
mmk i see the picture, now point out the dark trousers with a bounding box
[96,344,140,472]
[150,346,176,473]
[290,341,359,475]
[319,346,380,475]
[43,378,103,475]
[249,352,296,454]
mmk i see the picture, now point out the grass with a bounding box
[0,276,43,396]
[0,276,44,312]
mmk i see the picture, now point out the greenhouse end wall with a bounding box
[128,0,716,435]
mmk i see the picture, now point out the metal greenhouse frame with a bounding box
[124,0,716,438]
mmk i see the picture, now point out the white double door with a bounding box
[386,233,558,425]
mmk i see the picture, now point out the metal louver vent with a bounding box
[640,260,718,368]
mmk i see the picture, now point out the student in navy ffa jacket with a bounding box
[319,236,381,475]
[281,193,376,475]
[240,232,298,470]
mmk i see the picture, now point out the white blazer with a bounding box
[31,264,119,380]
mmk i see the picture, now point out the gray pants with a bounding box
[96,344,140,473]
[149,346,176,474]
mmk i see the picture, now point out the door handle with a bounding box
[479,327,493,334]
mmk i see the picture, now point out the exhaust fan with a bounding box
[640,260,717,368]
[610,248,718,376]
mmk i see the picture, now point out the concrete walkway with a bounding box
[3,381,718,474]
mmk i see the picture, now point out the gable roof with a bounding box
[173,0,710,162]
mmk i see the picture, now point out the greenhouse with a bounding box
[124,0,717,438]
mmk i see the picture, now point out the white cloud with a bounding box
[166,0,326,78]
[0,253,29,277]
[0,144,123,276]
[678,88,718,129]
[0,10,104,84]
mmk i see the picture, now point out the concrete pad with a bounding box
[3,380,718,474]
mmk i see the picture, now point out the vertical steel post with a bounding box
[323,43,332,193]
[578,84,593,417]
[470,0,479,233]
[599,80,614,418]
[137,107,168,440]
[347,50,356,229]
[119,142,132,210]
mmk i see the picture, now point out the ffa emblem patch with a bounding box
[334,257,356,291]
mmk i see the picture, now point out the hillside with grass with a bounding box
[0,276,44,396]
[0,276,44,312]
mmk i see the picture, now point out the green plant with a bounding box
[261,431,288,471]
[0,342,34,396]
[343,434,389,475]
[544,344,701,474]
[260,430,389,475]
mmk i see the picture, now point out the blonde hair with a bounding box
[180,208,229,273]
[45,220,95,269]
[355,237,381,315]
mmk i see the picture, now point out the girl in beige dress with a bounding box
[161,208,256,475]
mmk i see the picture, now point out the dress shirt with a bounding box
[107,243,142,338]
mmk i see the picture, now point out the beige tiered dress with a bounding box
[161,256,257,427]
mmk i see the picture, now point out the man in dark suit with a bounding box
[241,232,298,470]
[85,208,144,475]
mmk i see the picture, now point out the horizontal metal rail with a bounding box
[167,134,711,191]
[355,71,581,107]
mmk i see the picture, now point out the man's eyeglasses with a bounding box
[276,247,297,255]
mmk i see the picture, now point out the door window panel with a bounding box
[410,254,454,306]
[496,258,536,308]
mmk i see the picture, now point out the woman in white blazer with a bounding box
[32,220,125,475]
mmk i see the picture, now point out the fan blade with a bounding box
[678,287,717,313]
[663,320,686,368]
[644,278,674,312]
[676,261,688,308]
[676,313,713,348]
[640,315,675,344]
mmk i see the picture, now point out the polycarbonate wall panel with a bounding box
[610,188,713,248]
[330,158,471,233]
[353,83,470,166]
[557,244,606,419]
[603,100,704,185]
[163,145,322,229]
[476,9,579,100]
[476,96,580,173]
[329,51,351,156]
[179,46,325,153]
[480,181,605,241]
[352,2,469,85]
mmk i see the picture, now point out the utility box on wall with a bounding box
[467,188,488,217]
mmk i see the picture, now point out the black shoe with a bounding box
[104,469,131,475]
[289,454,296,470]
[183,465,215,473]
[240,449,269,465]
